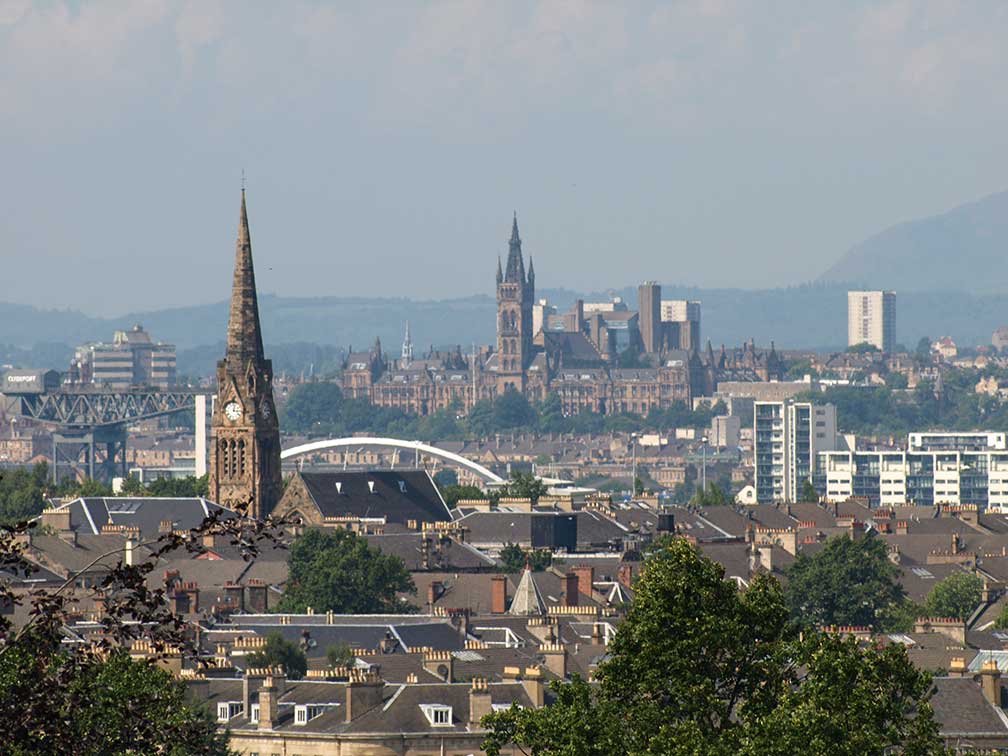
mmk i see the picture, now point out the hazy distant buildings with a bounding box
[754,400,838,503]
[847,290,895,353]
[638,282,662,354]
[661,298,701,352]
[70,324,176,388]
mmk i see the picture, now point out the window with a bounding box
[216,701,242,722]
[295,705,308,724]
[249,703,260,723]
[420,704,453,726]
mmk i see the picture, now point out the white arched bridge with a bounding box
[280,437,505,484]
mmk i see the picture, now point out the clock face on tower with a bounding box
[223,401,243,421]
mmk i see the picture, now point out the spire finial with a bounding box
[241,169,246,193]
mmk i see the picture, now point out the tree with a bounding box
[915,337,933,364]
[800,478,818,503]
[247,631,308,679]
[498,542,551,573]
[438,484,484,508]
[483,538,944,756]
[493,387,537,430]
[784,535,903,629]
[282,381,344,432]
[147,475,209,498]
[326,642,356,669]
[0,463,50,525]
[923,572,984,621]
[502,471,548,504]
[634,476,644,496]
[0,646,229,756]
[690,481,728,507]
[847,342,880,353]
[0,500,281,754]
[117,474,147,496]
[277,528,415,614]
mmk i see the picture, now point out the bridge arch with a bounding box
[280,437,505,484]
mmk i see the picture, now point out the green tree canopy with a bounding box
[438,483,484,508]
[501,471,548,504]
[483,538,943,756]
[246,630,308,679]
[800,478,819,503]
[0,642,228,756]
[498,542,551,573]
[326,642,356,669]
[690,481,728,507]
[277,528,415,614]
[922,571,984,621]
[0,463,50,525]
[784,535,903,629]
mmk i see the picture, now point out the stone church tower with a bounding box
[208,190,283,519]
[496,213,534,395]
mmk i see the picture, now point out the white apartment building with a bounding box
[754,401,838,503]
[847,290,896,353]
[815,432,1008,510]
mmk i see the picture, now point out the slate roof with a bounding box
[297,470,450,525]
[931,676,1008,740]
[54,496,223,538]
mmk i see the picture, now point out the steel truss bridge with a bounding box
[2,388,202,483]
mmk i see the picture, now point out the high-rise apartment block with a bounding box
[660,299,701,352]
[638,282,662,354]
[71,325,176,388]
[847,290,895,353]
[754,400,837,503]
[816,431,1008,509]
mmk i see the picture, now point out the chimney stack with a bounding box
[491,575,507,614]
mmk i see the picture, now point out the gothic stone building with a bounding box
[208,191,283,519]
[342,214,777,417]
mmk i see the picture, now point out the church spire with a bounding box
[496,255,503,285]
[401,321,413,367]
[504,211,525,284]
[225,189,266,373]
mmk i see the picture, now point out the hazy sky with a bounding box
[2,0,1007,316]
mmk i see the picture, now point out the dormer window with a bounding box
[368,481,375,493]
[294,704,327,725]
[398,480,407,493]
[217,701,243,722]
[249,703,260,723]
[420,704,453,726]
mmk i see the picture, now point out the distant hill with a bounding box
[819,190,1008,293]
[5,285,1008,376]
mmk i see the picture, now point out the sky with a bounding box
[1,0,1007,316]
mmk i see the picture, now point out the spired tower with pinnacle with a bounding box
[496,213,534,395]
[208,190,283,519]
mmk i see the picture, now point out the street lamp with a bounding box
[631,432,638,497]
[701,435,709,491]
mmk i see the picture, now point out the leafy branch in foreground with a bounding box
[0,496,292,755]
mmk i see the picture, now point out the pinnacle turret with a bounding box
[504,212,526,284]
[225,189,266,373]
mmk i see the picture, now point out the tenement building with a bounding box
[342,214,782,417]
